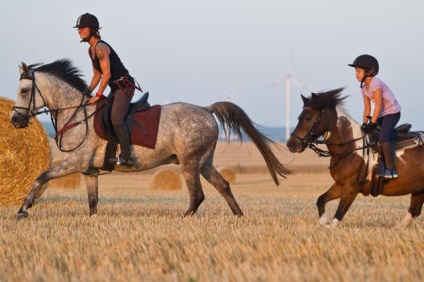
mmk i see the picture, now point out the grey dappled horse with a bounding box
[11,59,291,219]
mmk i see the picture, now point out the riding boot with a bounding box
[109,124,136,167]
[381,141,399,179]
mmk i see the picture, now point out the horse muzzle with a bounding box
[286,137,307,153]
[10,112,30,128]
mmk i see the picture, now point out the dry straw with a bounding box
[0,97,51,205]
[218,167,237,184]
[150,169,182,190]
[47,159,81,189]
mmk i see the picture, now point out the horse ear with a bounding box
[301,94,309,105]
[21,62,30,76]
[311,92,318,99]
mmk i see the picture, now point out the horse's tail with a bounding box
[207,102,292,185]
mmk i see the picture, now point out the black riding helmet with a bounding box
[73,13,99,29]
[74,13,100,43]
[348,54,379,87]
[348,54,379,76]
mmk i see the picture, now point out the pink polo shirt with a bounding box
[361,77,401,117]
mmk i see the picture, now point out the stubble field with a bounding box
[0,142,423,281]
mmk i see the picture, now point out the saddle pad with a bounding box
[130,105,161,149]
[94,98,162,149]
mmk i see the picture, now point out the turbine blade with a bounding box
[290,77,306,89]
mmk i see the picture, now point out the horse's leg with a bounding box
[328,185,361,228]
[316,183,342,225]
[17,163,87,220]
[84,173,99,216]
[396,190,424,229]
[16,171,49,220]
[201,162,243,216]
[180,163,205,217]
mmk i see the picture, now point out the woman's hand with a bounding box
[89,95,101,104]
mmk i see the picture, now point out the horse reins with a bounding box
[290,107,376,186]
[290,107,374,157]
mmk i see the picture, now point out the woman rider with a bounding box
[74,13,139,167]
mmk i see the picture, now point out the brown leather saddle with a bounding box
[367,123,424,196]
[94,92,162,170]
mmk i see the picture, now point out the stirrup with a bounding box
[109,156,135,167]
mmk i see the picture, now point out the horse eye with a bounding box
[305,115,312,121]
[21,88,29,95]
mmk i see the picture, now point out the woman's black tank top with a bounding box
[89,40,130,89]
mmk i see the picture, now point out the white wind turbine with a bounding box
[271,53,307,141]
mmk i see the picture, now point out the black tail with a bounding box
[207,102,292,185]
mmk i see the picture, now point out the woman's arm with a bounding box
[96,44,111,96]
[89,44,111,104]
[87,67,102,92]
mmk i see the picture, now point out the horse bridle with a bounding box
[13,70,94,152]
[290,107,324,148]
[12,71,49,123]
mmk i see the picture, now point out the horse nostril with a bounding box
[287,140,293,148]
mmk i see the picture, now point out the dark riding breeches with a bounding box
[111,88,134,125]
[377,112,401,142]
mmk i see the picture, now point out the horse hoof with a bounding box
[16,211,28,221]
[324,218,339,229]
[319,214,331,225]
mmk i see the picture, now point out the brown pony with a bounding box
[287,88,424,228]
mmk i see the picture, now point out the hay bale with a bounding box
[0,96,52,205]
[150,169,182,190]
[218,167,237,184]
[47,159,81,189]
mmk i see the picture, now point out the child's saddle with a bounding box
[93,92,162,170]
[366,123,424,197]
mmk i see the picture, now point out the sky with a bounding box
[2,0,424,130]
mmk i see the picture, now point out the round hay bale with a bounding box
[150,169,182,190]
[218,167,237,184]
[47,159,81,189]
[0,96,52,205]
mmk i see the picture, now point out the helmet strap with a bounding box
[360,69,374,88]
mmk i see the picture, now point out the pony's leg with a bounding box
[201,163,243,216]
[396,190,424,229]
[316,183,342,225]
[84,174,99,216]
[328,185,360,228]
[180,163,205,216]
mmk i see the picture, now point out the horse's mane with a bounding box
[31,59,89,94]
[303,87,348,110]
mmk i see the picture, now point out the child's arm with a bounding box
[363,96,371,124]
[371,89,383,123]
